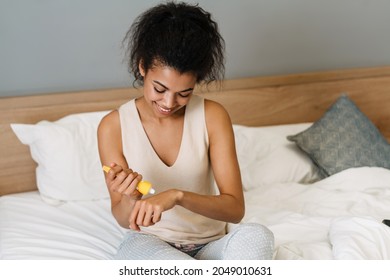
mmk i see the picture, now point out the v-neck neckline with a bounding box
[132,100,188,168]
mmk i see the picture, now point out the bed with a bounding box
[1,66,390,260]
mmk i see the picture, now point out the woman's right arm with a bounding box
[97,110,143,228]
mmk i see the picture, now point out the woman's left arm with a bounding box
[176,99,245,223]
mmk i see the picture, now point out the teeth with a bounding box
[157,104,172,113]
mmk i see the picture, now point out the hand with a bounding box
[129,189,183,231]
[104,163,142,197]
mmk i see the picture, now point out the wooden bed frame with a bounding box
[1,66,390,196]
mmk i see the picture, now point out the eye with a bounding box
[154,87,165,94]
[178,93,191,98]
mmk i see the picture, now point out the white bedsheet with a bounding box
[239,167,390,260]
[329,216,390,259]
[0,191,127,259]
[1,167,390,260]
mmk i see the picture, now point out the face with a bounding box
[140,63,197,118]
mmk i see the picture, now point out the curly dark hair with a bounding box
[123,1,225,86]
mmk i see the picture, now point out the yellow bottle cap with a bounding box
[137,181,155,195]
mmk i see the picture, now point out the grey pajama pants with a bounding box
[114,223,274,260]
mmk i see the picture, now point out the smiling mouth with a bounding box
[155,103,174,114]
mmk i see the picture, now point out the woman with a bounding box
[98,1,274,260]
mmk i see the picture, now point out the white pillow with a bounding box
[233,123,320,191]
[11,111,110,203]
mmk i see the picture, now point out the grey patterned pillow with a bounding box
[287,95,390,177]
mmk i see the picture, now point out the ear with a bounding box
[139,60,145,77]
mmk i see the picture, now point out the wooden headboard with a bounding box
[1,66,390,196]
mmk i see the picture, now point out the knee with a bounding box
[234,223,274,243]
[234,223,275,253]
[225,223,274,260]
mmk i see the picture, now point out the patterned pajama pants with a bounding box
[114,223,274,260]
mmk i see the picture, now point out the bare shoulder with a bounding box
[205,99,231,123]
[204,99,233,137]
[97,110,122,150]
[204,97,226,110]
[98,110,120,135]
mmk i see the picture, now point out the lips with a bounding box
[155,102,174,115]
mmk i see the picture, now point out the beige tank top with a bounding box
[118,95,226,245]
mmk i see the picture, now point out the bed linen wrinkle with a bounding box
[329,216,390,259]
[0,191,126,260]
[241,167,390,259]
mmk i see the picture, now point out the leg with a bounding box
[114,231,194,260]
[195,223,274,260]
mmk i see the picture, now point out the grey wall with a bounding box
[1,0,390,97]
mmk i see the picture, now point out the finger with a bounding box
[114,170,134,193]
[129,204,141,232]
[143,205,155,227]
[103,165,116,180]
[108,171,127,193]
[152,210,161,224]
[111,164,126,175]
[135,202,147,227]
[102,162,117,174]
[105,164,124,183]
[121,172,141,196]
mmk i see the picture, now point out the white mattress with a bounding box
[0,191,127,259]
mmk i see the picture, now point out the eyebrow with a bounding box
[152,80,193,93]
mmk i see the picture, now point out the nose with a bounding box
[163,92,177,108]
